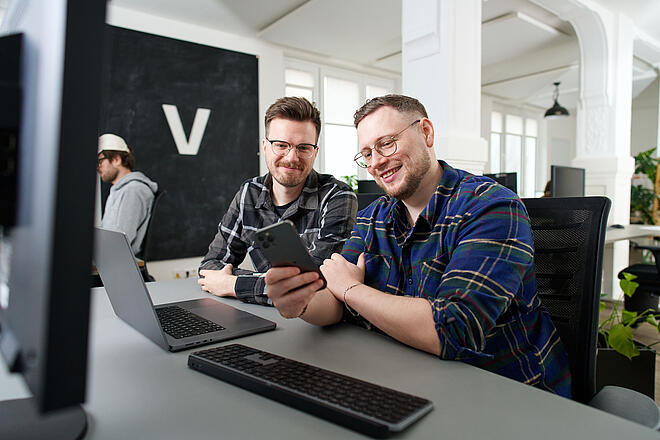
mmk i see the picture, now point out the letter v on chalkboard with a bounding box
[162,104,211,155]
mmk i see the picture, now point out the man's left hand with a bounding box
[198,264,237,298]
[320,253,365,300]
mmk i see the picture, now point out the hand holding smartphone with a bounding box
[255,220,327,290]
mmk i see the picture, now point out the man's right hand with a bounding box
[265,267,324,319]
[198,265,238,298]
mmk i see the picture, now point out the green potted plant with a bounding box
[597,273,659,398]
[630,147,659,224]
[341,175,358,193]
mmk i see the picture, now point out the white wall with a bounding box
[546,113,577,169]
[631,77,660,157]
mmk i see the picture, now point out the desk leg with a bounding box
[602,240,628,300]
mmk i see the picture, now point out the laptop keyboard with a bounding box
[188,344,433,438]
[156,305,225,339]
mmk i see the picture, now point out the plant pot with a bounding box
[596,341,656,399]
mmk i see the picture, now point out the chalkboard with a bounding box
[99,26,259,260]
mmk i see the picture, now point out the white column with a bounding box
[532,0,635,299]
[401,0,487,174]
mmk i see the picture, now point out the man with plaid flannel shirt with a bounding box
[198,97,357,305]
[264,95,571,397]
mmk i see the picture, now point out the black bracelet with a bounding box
[296,304,309,319]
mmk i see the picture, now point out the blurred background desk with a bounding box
[1,279,658,439]
[605,224,660,245]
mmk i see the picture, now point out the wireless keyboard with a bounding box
[188,344,433,438]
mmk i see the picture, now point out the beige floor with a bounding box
[599,301,659,404]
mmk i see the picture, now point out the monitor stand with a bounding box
[0,397,87,440]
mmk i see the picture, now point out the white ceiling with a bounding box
[2,0,659,111]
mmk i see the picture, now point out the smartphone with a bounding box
[255,220,327,290]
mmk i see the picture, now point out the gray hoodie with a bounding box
[101,171,158,255]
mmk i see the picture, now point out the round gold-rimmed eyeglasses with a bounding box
[353,119,420,168]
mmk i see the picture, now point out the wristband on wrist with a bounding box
[343,283,361,317]
[296,304,309,319]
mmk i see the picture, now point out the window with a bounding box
[285,68,315,102]
[323,76,360,179]
[489,111,539,197]
[284,58,396,181]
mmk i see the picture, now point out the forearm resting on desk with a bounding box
[198,265,237,297]
[300,289,343,326]
[339,284,440,356]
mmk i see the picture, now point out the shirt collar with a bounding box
[385,160,462,234]
[255,170,320,211]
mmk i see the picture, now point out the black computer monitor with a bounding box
[0,1,106,438]
[357,179,384,194]
[357,179,385,210]
[551,165,585,197]
[484,172,518,194]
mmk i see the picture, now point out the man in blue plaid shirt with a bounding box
[265,95,571,397]
[198,97,357,305]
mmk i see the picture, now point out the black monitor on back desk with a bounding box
[484,172,517,194]
[357,180,385,210]
[551,165,585,197]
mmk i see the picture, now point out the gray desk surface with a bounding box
[2,278,659,439]
[605,224,660,244]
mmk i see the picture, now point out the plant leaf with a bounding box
[607,324,639,359]
[622,272,638,282]
[646,314,660,329]
[619,274,639,298]
[621,309,638,326]
[599,301,606,312]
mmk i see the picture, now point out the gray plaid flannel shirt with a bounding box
[199,171,357,305]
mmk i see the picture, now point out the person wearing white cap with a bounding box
[97,133,158,255]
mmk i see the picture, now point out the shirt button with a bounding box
[408,278,413,285]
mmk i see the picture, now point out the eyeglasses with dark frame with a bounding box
[97,156,108,166]
[266,139,319,159]
[353,119,421,168]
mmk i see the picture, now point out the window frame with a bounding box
[488,106,543,198]
[284,57,396,180]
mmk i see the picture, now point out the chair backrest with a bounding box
[522,196,611,403]
[136,189,166,261]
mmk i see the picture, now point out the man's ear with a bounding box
[421,118,434,148]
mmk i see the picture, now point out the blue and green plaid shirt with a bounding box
[341,161,571,397]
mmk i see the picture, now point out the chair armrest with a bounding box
[631,241,660,275]
[588,385,660,430]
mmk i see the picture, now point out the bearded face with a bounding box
[263,118,318,189]
[97,154,119,183]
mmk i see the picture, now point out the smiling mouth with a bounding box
[277,161,303,171]
[380,166,401,179]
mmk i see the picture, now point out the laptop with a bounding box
[94,227,276,352]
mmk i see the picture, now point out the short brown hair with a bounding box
[264,97,321,142]
[353,94,428,127]
[101,149,135,171]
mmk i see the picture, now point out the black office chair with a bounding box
[617,241,660,315]
[137,189,167,282]
[523,196,660,429]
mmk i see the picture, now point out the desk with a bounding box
[604,224,660,299]
[1,279,658,439]
[605,224,660,245]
